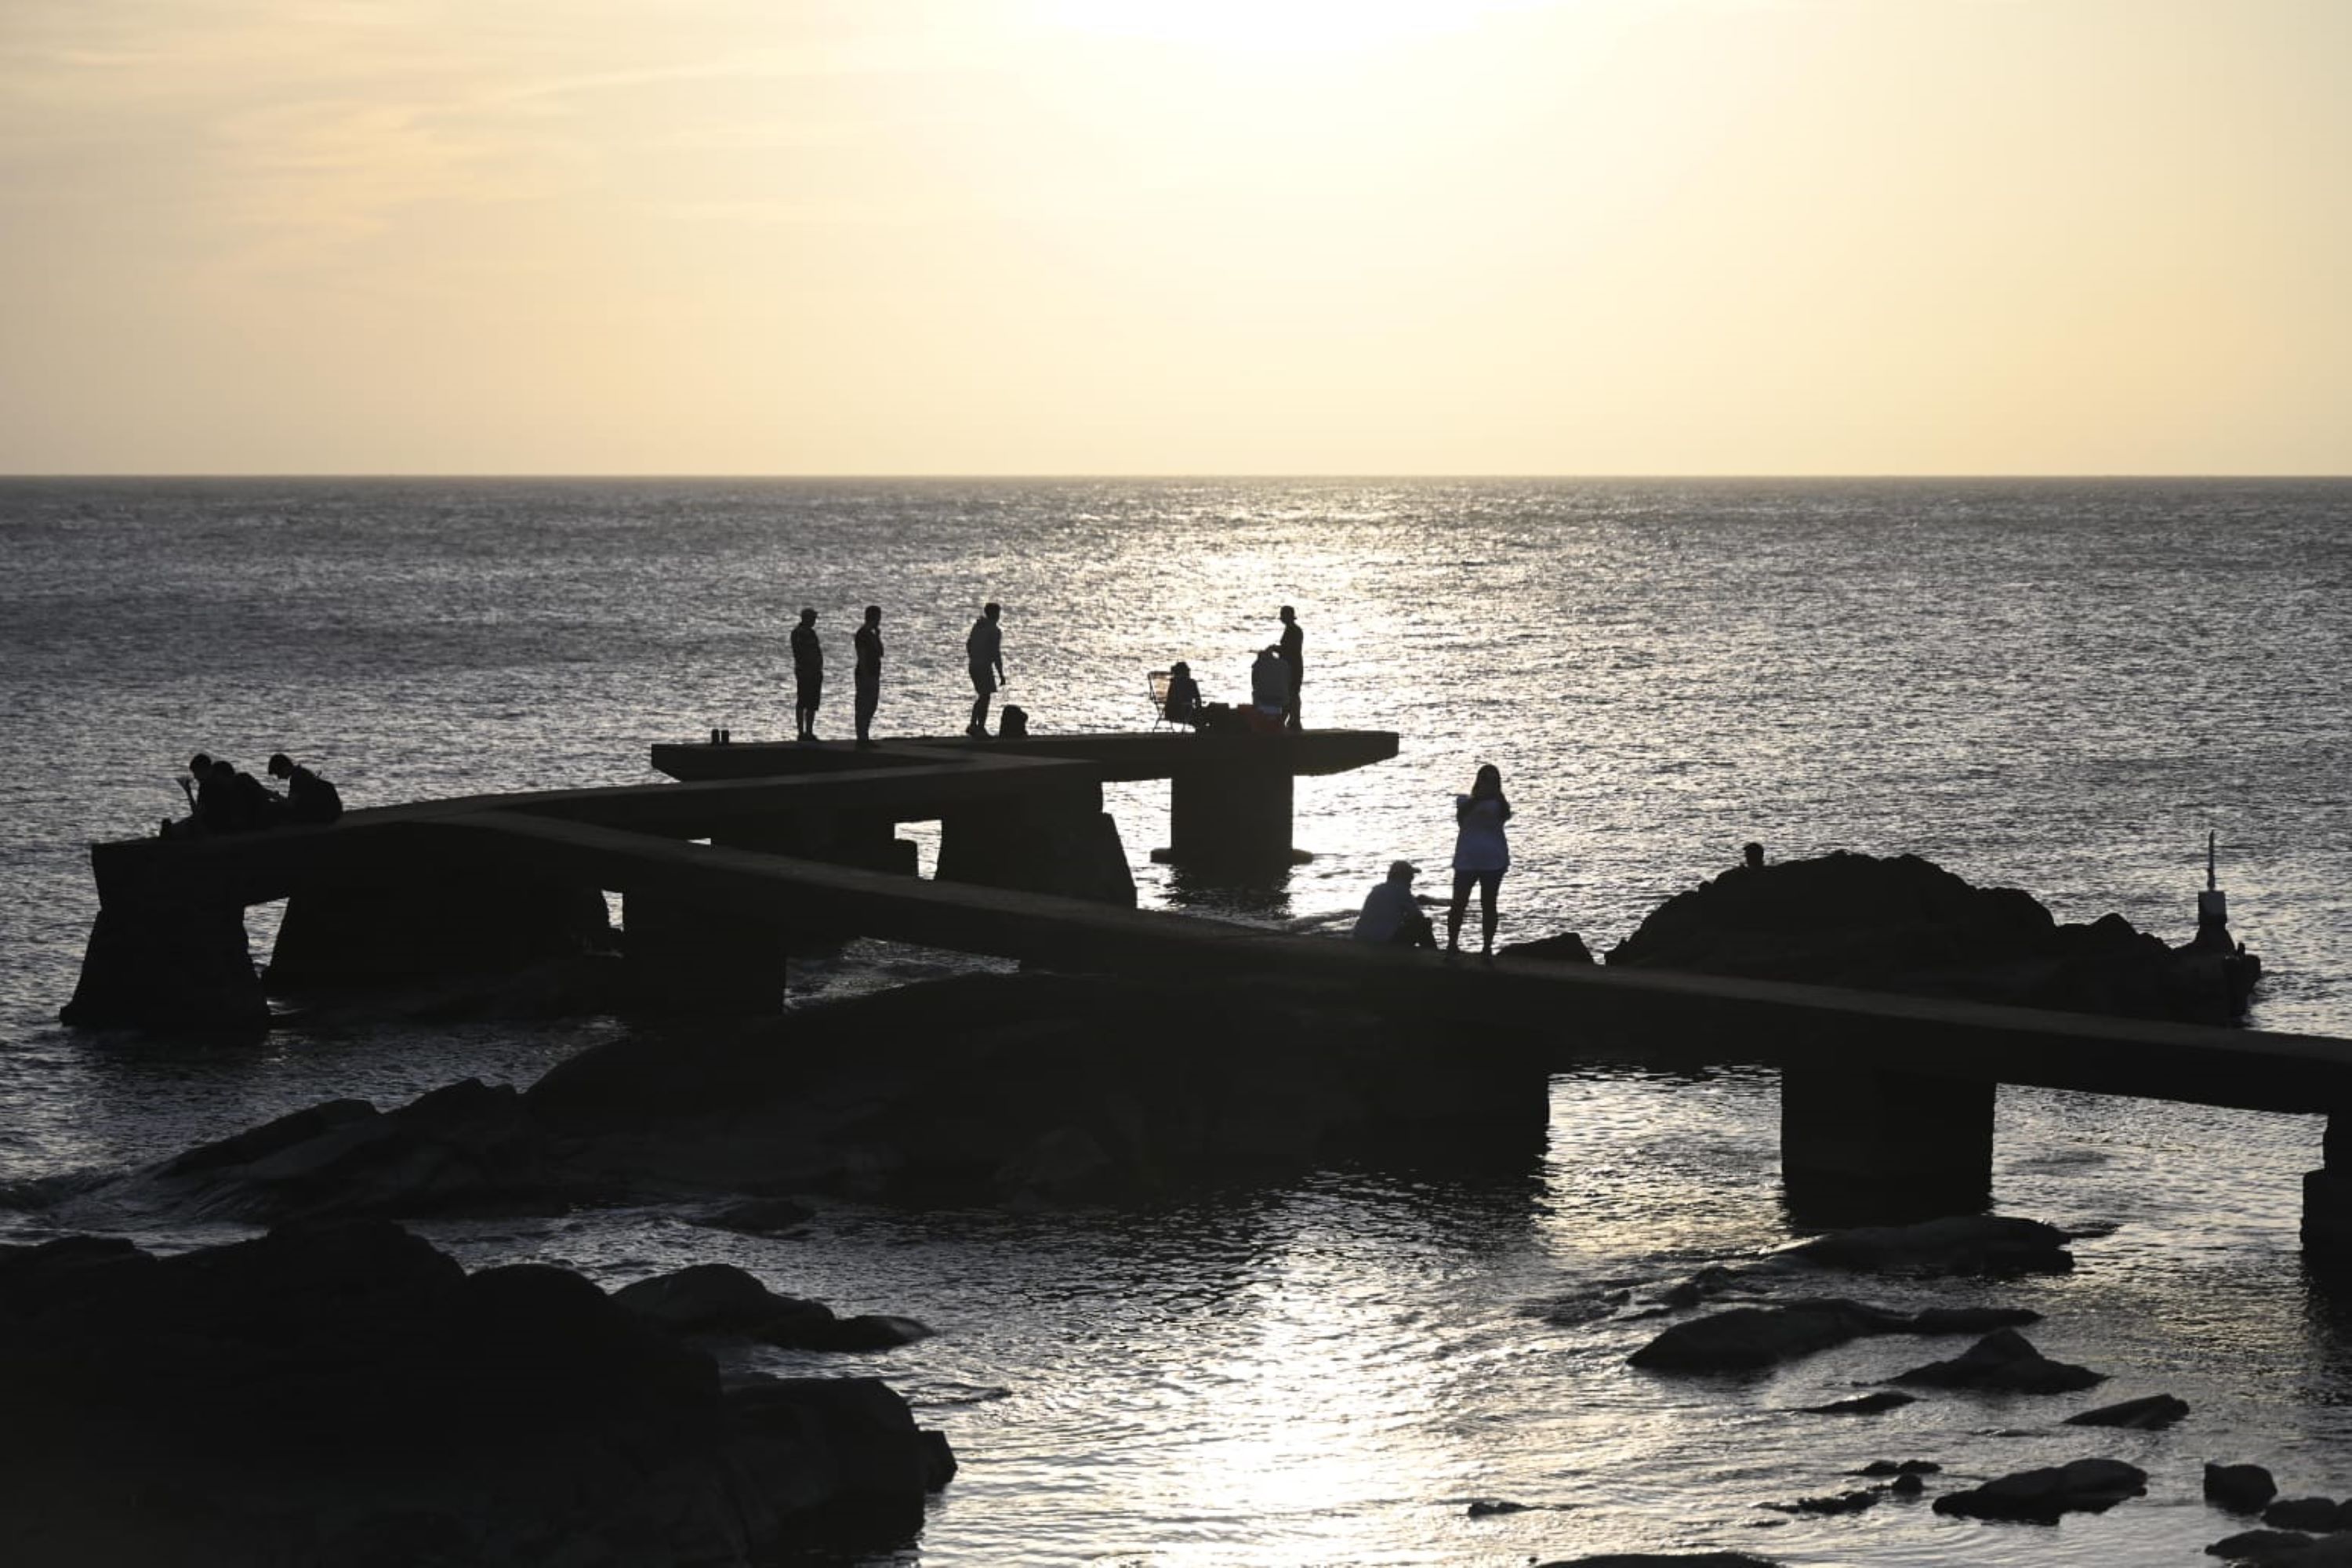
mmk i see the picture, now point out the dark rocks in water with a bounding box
[2066,1393,2190,1429]
[1889,1472,1927,1497]
[1535,1555,1784,1567]
[1777,1215,2075,1276]
[2207,1462,2282,1514]
[1501,931,1595,964]
[1467,1498,1533,1517]
[1631,1298,2039,1373]
[698,1196,817,1235]
[613,1262,932,1352]
[1655,1263,1743,1309]
[1853,1459,1940,1476]
[2205,1529,2348,1564]
[1605,850,2256,1024]
[1796,1391,1916,1416]
[146,1076,583,1223]
[0,1220,952,1567]
[1763,1488,1880,1515]
[1889,1329,2106,1394]
[2263,1497,2347,1533]
[1932,1457,2147,1523]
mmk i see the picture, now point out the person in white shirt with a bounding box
[1448,764,1512,961]
[1352,861,1436,949]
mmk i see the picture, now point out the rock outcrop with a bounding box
[2208,1463,2283,1515]
[613,1263,932,1352]
[1605,851,2256,1023]
[1629,1299,2038,1374]
[0,1220,952,1567]
[2065,1392,2190,1429]
[1773,1215,2074,1276]
[110,971,1554,1221]
[1888,1329,2105,1394]
[1933,1457,2147,1523]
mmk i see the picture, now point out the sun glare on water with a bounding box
[1049,0,1526,56]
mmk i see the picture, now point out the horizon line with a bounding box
[5,472,2352,484]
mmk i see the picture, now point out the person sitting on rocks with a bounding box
[1352,861,1437,949]
[269,752,344,824]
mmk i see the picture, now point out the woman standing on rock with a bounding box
[1448,764,1512,963]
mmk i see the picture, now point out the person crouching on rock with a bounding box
[268,752,344,824]
[1353,861,1437,949]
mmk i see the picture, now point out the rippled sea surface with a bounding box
[3,478,2350,1565]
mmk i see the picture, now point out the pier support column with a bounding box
[938,792,1134,906]
[2301,1113,2352,1265]
[263,875,612,993]
[61,895,268,1031]
[1781,1067,1994,1225]
[1163,763,1295,870]
[623,890,787,1014]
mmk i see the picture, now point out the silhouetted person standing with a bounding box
[791,608,822,742]
[1278,605,1303,731]
[967,602,1005,737]
[853,604,884,748]
[268,752,343,824]
[1448,763,1512,962]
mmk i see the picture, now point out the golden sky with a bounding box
[3,0,2347,474]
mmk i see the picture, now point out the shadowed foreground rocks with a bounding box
[1603,851,2255,1023]
[0,1220,952,1567]
[118,972,1552,1222]
[1629,1299,2040,1373]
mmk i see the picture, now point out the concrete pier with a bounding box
[56,728,2352,1255]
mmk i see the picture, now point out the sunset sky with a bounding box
[4,0,2347,475]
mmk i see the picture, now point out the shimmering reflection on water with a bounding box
[379,1069,2351,1567]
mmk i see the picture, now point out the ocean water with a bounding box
[2,477,2350,1564]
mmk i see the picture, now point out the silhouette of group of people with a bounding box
[784,601,1301,745]
[1353,762,1513,962]
[1163,606,1305,735]
[164,752,342,837]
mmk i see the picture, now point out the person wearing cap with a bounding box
[791,607,823,742]
[1352,860,1436,949]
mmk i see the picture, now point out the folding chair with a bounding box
[1147,670,1174,731]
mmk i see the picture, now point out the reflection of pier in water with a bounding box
[59,728,2352,1257]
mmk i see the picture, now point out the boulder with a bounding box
[1605,851,2255,1024]
[2066,1393,2190,1429]
[1631,1298,2039,1373]
[2207,1462,2282,1514]
[1502,932,1595,964]
[1764,1489,1879,1515]
[1889,1329,2105,1393]
[1795,1392,1916,1416]
[2208,1530,2320,1563]
[2264,1498,2347,1534]
[613,1263,932,1352]
[1932,1457,2147,1523]
[1467,1498,1533,1517]
[1776,1215,2074,1276]
[0,1220,953,1566]
[1853,1460,1940,1476]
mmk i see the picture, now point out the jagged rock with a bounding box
[2066,1393,2190,1429]
[2207,1462,2281,1514]
[1889,1329,2105,1393]
[1853,1460,1940,1476]
[613,1263,931,1352]
[1605,850,2255,1024]
[1795,1392,1916,1416]
[0,1221,952,1567]
[1502,931,1595,964]
[1630,1298,2039,1373]
[1776,1215,2074,1276]
[1932,1457,2147,1522]
[2263,1498,2346,1533]
[1890,1472,1926,1497]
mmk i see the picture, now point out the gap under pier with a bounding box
[648,730,1401,869]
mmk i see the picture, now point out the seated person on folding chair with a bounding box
[1163,661,1206,728]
